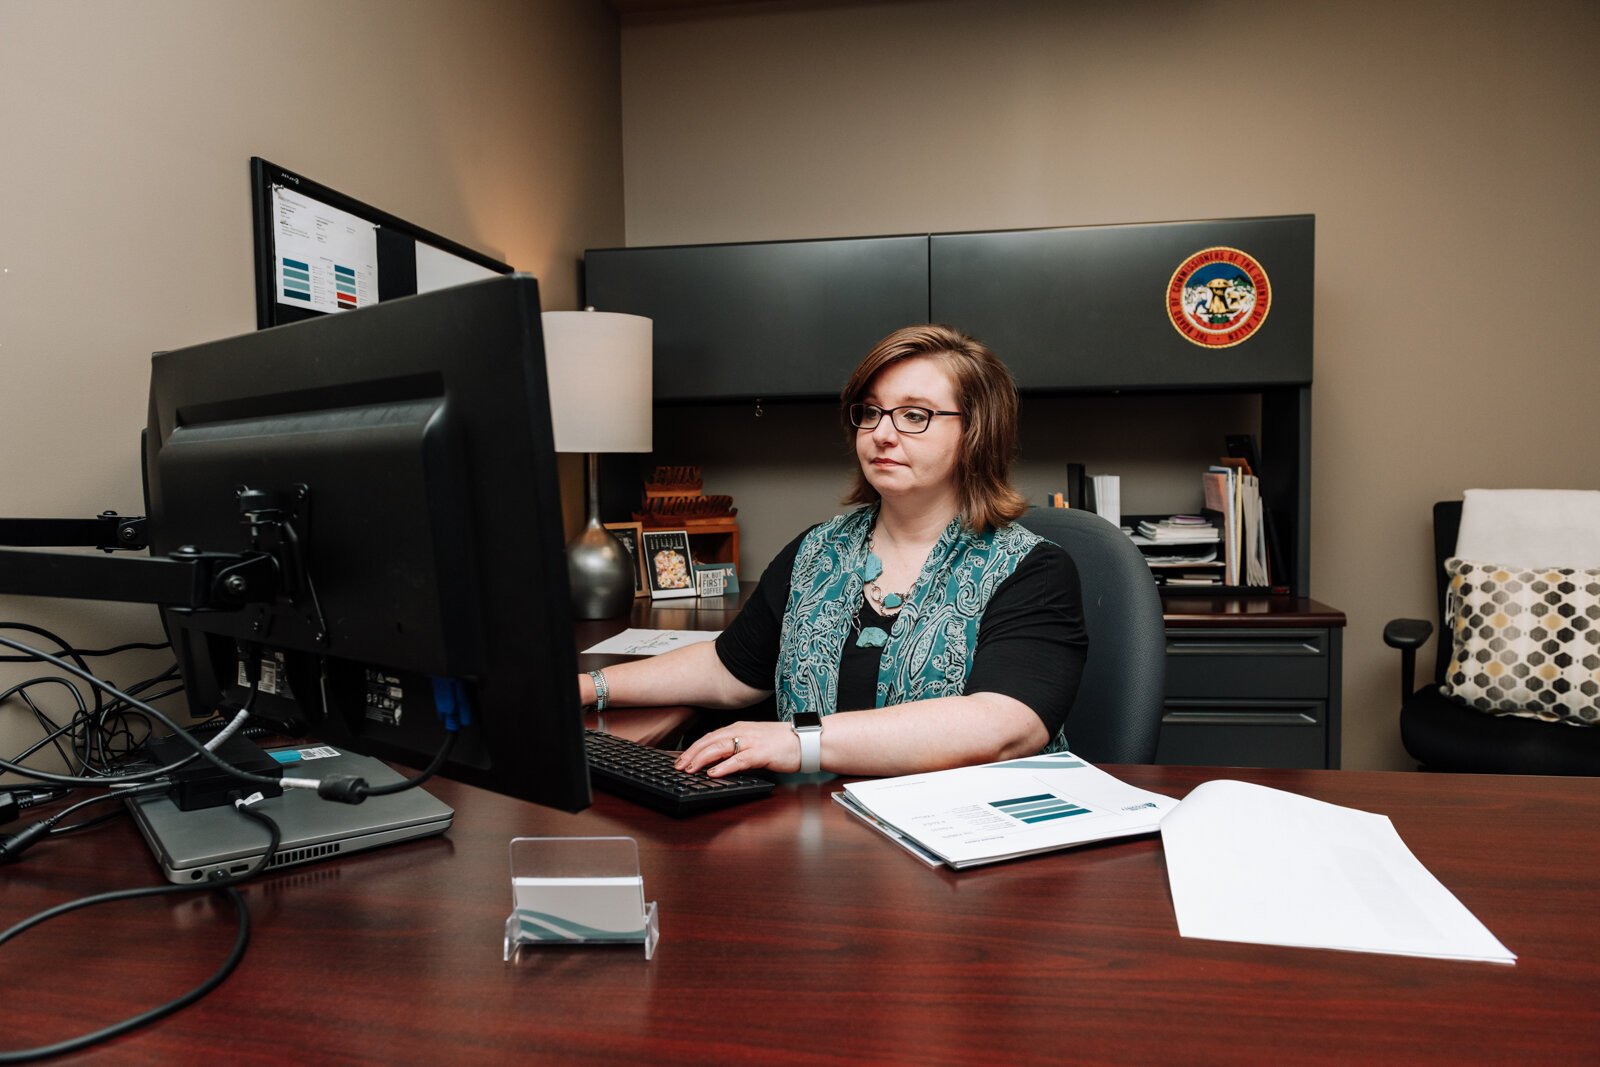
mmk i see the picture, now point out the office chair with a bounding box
[1384,500,1600,775]
[1018,506,1166,763]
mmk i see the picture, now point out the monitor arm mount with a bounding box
[0,486,320,630]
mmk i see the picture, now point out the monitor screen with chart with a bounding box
[250,156,512,329]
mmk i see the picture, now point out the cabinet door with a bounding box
[585,236,930,402]
[930,216,1314,391]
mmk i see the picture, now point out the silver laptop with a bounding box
[128,745,455,885]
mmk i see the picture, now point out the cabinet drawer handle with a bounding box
[1166,637,1322,656]
[1161,709,1319,726]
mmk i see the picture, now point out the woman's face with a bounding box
[855,356,964,507]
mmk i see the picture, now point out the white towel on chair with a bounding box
[1455,488,1600,569]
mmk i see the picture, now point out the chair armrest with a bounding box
[1383,618,1435,701]
[1383,618,1433,650]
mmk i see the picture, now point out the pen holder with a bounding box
[503,836,659,961]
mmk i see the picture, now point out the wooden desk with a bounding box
[6,766,1597,1064]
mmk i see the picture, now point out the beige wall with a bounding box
[619,0,1600,769]
[0,0,623,764]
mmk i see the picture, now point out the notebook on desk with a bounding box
[127,746,454,885]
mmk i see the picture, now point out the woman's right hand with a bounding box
[675,720,802,777]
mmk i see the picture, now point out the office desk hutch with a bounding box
[587,214,1344,771]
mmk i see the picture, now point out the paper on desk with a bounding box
[582,628,721,656]
[838,752,1179,868]
[1160,780,1515,964]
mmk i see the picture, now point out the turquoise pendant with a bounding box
[855,626,888,648]
[881,592,903,609]
[861,552,883,582]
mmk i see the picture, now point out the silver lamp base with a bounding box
[567,517,635,620]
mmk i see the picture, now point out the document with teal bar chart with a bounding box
[836,752,1178,869]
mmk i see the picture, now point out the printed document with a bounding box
[836,752,1178,869]
[582,629,721,656]
[1161,780,1515,963]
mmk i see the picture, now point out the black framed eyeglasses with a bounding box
[848,403,962,434]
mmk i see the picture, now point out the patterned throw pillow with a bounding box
[1441,558,1600,726]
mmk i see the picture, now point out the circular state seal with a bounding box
[1166,246,1271,348]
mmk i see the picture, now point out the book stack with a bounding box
[1045,463,1121,530]
[1130,515,1224,586]
[1201,461,1272,588]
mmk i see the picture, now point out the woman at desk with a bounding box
[578,325,1086,778]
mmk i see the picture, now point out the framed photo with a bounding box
[694,562,739,599]
[642,529,697,600]
[603,521,648,598]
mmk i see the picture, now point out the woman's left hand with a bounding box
[676,720,801,777]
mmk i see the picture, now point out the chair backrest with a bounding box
[1431,500,1463,683]
[1429,492,1600,685]
[1017,506,1167,763]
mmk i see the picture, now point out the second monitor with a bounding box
[144,275,590,813]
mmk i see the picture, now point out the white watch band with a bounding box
[794,721,822,774]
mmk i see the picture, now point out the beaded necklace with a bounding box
[853,532,912,649]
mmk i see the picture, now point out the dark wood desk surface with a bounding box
[6,764,1597,1065]
[577,592,1348,640]
[1159,595,1346,629]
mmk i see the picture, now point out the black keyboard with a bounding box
[584,730,774,816]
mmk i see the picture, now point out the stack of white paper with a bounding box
[1160,780,1515,964]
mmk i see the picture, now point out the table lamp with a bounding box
[542,309,653,619]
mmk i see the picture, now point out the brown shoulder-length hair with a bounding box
[840,324,1027,532]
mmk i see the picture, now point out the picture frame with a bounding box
[641,529,697,600]
[603,521,649,598]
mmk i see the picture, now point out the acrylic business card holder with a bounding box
[503,836,659,961]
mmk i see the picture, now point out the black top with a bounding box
[715,525,1088,738]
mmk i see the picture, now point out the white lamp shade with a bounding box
[541,310,653,453]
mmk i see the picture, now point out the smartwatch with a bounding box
[791,711,823,774]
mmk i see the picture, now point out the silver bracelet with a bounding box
[588,669,610,712]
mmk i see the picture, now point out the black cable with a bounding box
[0,636,272,790]
[0,623,179,773]
[0,803,280,1063]
[0,624,102,720]
[0,786,167,863]
[0,786,69,826]
[0,639,171,662]
[357,730,457,797]
[19,690,78,773]
[42,789,148,837]
[47,807,129,836]
[79,663,181,773]
[4,633,459,806]
[1,678,86,773]
[41,788,135,825]
[3,635,458,806]
[0,663,178,781]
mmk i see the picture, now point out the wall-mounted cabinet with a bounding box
[585,214,1316,597]
[587,215,1313,398]
[584,236,928,402]
[929,216,1313,391]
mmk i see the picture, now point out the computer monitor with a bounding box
[144,274,590,812]
[250,157,512,330]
